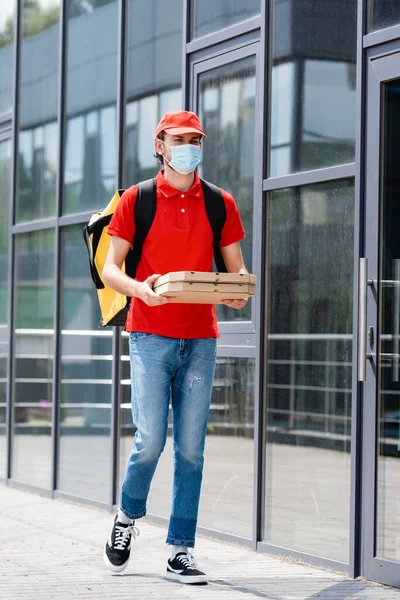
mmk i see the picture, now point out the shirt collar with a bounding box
[156,169,202,199]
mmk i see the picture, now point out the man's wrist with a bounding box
[130,279,141,298]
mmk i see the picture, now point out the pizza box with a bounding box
[153,274,256,304]
[153,271,257,287]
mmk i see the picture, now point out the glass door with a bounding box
[189,44,261,540]
[361,48,400,587]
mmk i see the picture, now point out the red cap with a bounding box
[155,110,207,138]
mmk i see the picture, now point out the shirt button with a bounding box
[181,194,185,198]
[181,208,185,213]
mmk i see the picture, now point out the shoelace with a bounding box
[113,523,140,551]
[175,553,198,571]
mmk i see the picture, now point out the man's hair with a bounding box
[154,131,165,166]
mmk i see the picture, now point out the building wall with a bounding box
[1,0,400,581]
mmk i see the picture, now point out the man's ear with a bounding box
[154,138,164,154]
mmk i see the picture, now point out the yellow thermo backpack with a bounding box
[83,177,227,327]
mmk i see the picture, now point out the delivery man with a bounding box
[102,110,248,584]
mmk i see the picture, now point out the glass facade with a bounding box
[368,0,400,31]
[17,0,60,222]
[12,229,55,488]
[124,0,183,186]
[0,0,15,117]
[2,0,400,586]
[198,57,256,322]
[63,0,118,214]
[58,225,113,502]
[264,180,354,562]
[270,0,357,177]
[190,0,260,39]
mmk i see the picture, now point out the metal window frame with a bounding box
[51,0,68,495]
[109,0,128,511]
[0,126,12,484]
[6,0,21,483]
[263,164,356,191]
[364,24,400,48]
[348,0,367,580]
[187,15,262,54]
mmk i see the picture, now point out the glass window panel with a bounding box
[126,101,138,127]
[270,0,357,177]
[58,225,112,502]
[0,139,11,477]
[159,88,182,117]
[16,0,60,222]
[124,0,183,187]
[198,57,256,322]
[264,180,354,562]
[0,0,16,116]
[12,230,55,488]
[190,0,260,39]
[368,0,400,32]
[62,0,118,215]
[199,356,255,537]
[100,106,117,193]
[119,333,255,539]
[375,79,400,562]
[138,95,158,171]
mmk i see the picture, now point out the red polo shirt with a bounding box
[107,170,245,338]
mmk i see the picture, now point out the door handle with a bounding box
[367,352,400,361]
[358,258,373,381]
[392,259,400,382]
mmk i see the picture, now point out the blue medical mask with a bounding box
[162,141,202,175]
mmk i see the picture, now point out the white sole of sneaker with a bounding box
[103,545,129,573]
[165,570,208,585]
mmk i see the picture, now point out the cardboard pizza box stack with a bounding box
[153,271,256,304]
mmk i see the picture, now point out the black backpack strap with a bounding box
[83,218,111,290]
[125,178,157,278]
[200,178,227,273]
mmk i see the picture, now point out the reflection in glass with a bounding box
[369,0,400,32]
[124,0,183,187]
[119,332,255,539]
[0,0,15,116]
[58,226,112,502]
[0,139,11,477]
[198,57,256,321]
[264,180,354,562]
[16,0,60,221]
[270,0,357,176]
[12,230,55,488]
[190,0,260,39]
[376,80,400,561]
[63,0,118,214]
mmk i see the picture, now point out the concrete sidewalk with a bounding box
[1,486,400,600]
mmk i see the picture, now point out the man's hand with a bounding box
[136,274,170,307]
[221,298,248,310]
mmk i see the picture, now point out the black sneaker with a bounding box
[103,515,139,573]
[166,552,208,585]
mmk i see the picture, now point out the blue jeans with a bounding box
[120,333,217,548]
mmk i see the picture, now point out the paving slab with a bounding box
[1,485,400,600]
